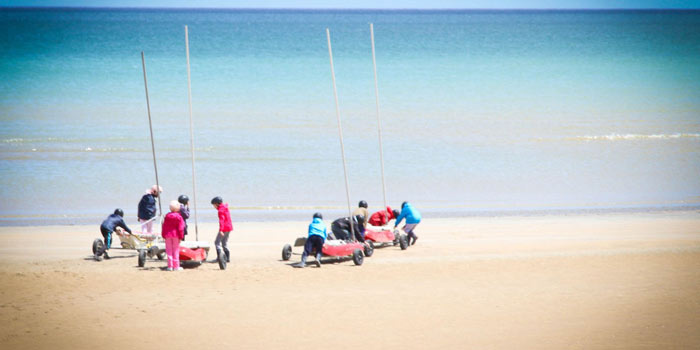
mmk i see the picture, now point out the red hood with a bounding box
[217,203,233,232]
[386,206,394,219]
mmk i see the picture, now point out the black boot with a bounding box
[314,253,322,268]
[225,249,230,263]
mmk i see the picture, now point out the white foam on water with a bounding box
[574,133,700,141]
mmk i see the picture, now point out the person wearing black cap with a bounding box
[330,215,365,243]
[178,195,190,237]
[211,196,233,263]
[352,200,369,235]
[297,212,327,268]
[95,208,132,261]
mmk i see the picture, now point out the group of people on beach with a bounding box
[94,185,233,272]
[95,184,420,270]
[297,200,422,268]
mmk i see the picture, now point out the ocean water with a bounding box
[1,8,699,225]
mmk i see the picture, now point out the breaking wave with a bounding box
[572,133,700,141]
[2,137,129,144]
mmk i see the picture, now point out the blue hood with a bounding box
[308,217,327,239]
[395,202,422,226]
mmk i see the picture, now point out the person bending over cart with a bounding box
[330,215,365,242]
[368,206,400,227]
[298,212,327,268]
[95,208,132,261]
[394,201,422,246]
[352,200,369,235]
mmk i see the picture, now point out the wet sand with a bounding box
[1,213,699,349]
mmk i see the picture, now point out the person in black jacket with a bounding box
[95,208,132,261]
[178,194,190,237]
[330,215,365,242]
[137,185,161,234]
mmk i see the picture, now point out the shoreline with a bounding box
[1,204,699,227]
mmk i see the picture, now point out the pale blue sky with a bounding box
[3,0,700,9]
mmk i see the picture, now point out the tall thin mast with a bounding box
[326,28,355,237]
[141,51,162,218]
[370,23,388,209]
[185,25,200,240]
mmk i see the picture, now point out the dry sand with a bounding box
[1,212,699,349]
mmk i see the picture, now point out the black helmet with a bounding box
[178,195,189,204]
[211,196,223,205]
[113,208,124,217]
[401,201,408,209]
[313,212,323,220]
[392,209,400,218]
[354,214,364,223]
[358,200,368,208]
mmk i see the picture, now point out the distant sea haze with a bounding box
[1,8,699,225]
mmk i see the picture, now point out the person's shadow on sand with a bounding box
[84,253,137,262]
[283,257,358,268]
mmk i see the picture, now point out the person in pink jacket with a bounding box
[211,196,233,263]
[162,200,185,271]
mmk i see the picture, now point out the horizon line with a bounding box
[2,6,699,10]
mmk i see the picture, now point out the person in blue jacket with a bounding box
[95,208,132,260]
[137,185,161,234]
[394,201,422,246]
[298,212,327,268]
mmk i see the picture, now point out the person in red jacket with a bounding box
[211,196,233,263]
[368,206,400,227]
[161,200,185,271]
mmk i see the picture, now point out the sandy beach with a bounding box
[1,212,699,349]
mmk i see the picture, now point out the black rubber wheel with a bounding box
[399,234,408,250]
[92,239,104,255]
[138,250,146,267]
[282,244,292,261]
[92,238,105,255]
[352,249,364,266]
[364,242,374,257]
[217,248,227,270]
[147,246,157,259]
[157,251,166,260]
[392,229,401,246]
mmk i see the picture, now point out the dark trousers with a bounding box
[355,225,365,243]
[331,223,349,241]
[302,235,325,259]
[100,226,113,249]
[331,224,365,242]
[97,226,112,256]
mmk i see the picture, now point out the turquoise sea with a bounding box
[1,8,699,225]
